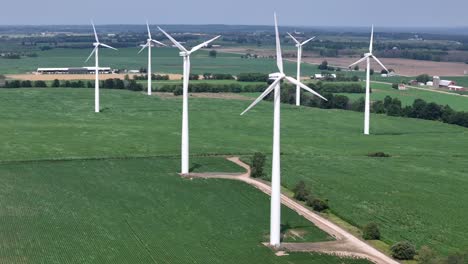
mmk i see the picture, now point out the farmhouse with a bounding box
[36,67,113,74]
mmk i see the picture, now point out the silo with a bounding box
[433,76,440,89]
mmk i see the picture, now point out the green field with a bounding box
[340,82,468,111]
[0,47,322,76]
[1,88,467,259]
[0,88,371,263]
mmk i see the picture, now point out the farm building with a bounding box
[36,67,113,74]
[398,84,407,90]
[448,85,465,91]
[312,73,336,80]
[439,80,456,87]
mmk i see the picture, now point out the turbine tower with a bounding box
[158,27,221,174]
[349,25,389,135]
[86,21,117,113]
[288,33,316,106]
[241,13,327,247]
[138,21,166,95]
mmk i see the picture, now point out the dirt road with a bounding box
[184,157,400,264]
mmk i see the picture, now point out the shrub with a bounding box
[418,246,436,264]
[173,86,183,96]
[251,152,266,178]
[362,222,380,240]
[292,181,311,202]
[391,241,416,260]
[306,198,329,212]
[392,83,398,89]
[237,73,269,82]
[367,152,391,158]
[33,81,47,88]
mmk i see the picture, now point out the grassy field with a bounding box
[1,88,468,258]
[0,47,323,76]
[0,88,371,263]
[339,82,468,111]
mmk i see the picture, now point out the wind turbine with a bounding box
[287,33,316,106]
[138,21,166,95]
[85,21,117,113]
[158,26,221,174]
[241,13,327,248]
[348,25,388,135]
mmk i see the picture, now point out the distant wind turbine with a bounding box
[85,21,117,113]
[241,13,327,248]
[138,21,166,96]
[158,26,221,174]
[349,25,389,135]
[288,33,316,106]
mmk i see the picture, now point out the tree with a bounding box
[381,69,389,74]
[391,83,398,89]
[318,60,329,70]
[209,50,217,58]
[51,79,60,88]
[251,152,266,178]
[390,241,416,260]
[292,181,311,201]
[416,74,431,84]
[306,197,329,212]
[34,80,47,88]
[362,223,381,240]
[354,65,359,71]
[369,68,375,75]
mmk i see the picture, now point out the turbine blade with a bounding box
[274,13,284,73]
[301,36,316,46]
[190,35,221,53]
[151,39,167,46]
[371,55,389,72]
[241,77,282,115]
[100,43,118,51]
[85,47,97,62]
[91,20,99,43]
[287,32,300,45]
[146,20,152,39]
[158,27,188,52]
[285,76,327,101]
[138,42,149,54]
[349,55,370,68]
[369,25,374,53]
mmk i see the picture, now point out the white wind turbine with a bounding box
[287,33,316,106]
[85,21,117,113]
[138,21,166,95]
[158,26,221,174]
[241,13,327,247]
[349,25,389,135]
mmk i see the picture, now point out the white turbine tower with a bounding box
[158,27,221,174]
[349,25,388,135]
[287,33,316,106]
[138,21,166,95]
[86,21,117,113]
[241,13,327,247]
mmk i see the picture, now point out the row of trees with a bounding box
[3,79,144,91]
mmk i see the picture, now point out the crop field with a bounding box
[0,88,467,258]
[0,47,323,76]
[339,82,468,111]
[0,88,371,263]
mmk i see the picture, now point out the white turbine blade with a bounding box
[287,32,300,45]
[372,55,389,72]
[190,35,221,53]
[369,25,374,53]
[285,76,327,101]
[91,20,99,43]
[151,39,167,46]
[100,43,118,51]
[158,27,188,52]
[138,42,149,54]
[349,55,370,68]
[274,13,284,73]
[146,20,152,39]
[85,47,97,62]
[301,36,316,46]
[241,77,282,115]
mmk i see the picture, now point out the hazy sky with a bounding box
[1,0,467,27]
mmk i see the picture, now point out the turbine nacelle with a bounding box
[269,72,285,80]
[93,42,99,47]
[179,51,190,57]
